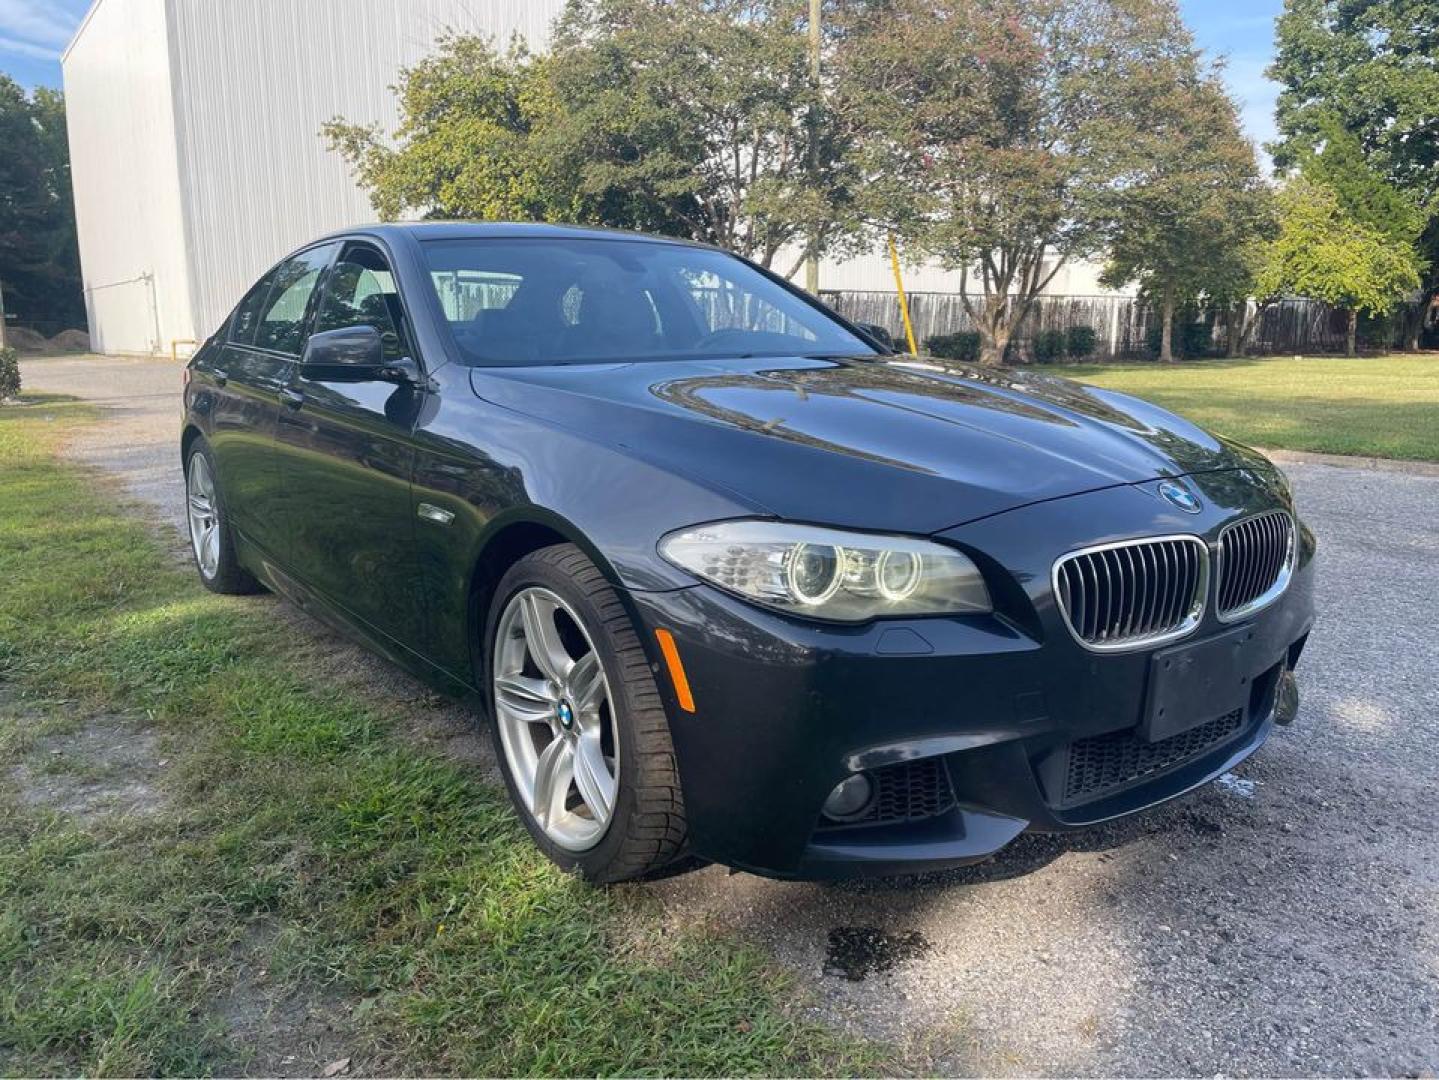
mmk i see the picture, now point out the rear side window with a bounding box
[313,244,414,363]
[251,245,337,355]
[228,272,275,346]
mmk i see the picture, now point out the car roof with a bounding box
[317,220,718,250]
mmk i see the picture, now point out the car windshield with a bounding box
[420,236,874,367]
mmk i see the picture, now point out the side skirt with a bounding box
[233,529,479,704]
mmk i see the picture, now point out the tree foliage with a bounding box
[0,346,20,399]
[835,0,1215,364]
[548,0,864,272]
[326,0,1290,364]
[1268,0,1439,342]
[1256,177,1423,354]
[0,77,83,330]
[324,1,863,271]
[1297,118,1426,248]
[1099,61,1271,361]
[323,38,577,224]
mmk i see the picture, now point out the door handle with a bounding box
[279,387,304,411]
[212,368,228,386]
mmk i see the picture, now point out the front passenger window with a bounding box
[314,247,414,363]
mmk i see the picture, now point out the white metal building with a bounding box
[63,0,566,354]
[63,0,1130,355]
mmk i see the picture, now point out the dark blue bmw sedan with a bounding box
[181,222,1315,882]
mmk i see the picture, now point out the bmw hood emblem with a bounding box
[1158,480,1202,514]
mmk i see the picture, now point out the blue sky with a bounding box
[5,0,1285,152]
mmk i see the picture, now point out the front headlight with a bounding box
[658,521,992,622]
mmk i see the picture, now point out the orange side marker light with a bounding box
[654,628,696,713]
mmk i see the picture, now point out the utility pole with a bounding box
[0,279,8,351]
[804,0,821,295]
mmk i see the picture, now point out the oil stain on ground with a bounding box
[823,926,931,981]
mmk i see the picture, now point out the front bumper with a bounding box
[629,473,1317,879]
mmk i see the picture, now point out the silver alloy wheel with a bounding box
[493,586,618,852]
[186,452,221,580]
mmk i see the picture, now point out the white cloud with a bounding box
[0,0,78,49]
[0,31,58,59]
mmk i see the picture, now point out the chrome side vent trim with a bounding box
[1216,510,1295,622]
[1053,535,1208,652]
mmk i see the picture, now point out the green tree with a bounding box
[1269,0,1439,347]
[0,77,83,333]
[1100,63,1272,361]
[325,2,864,273]
[836,0,1213,365]
[547,0,864,272]
[1256,177,1423,355]
[323,37,584,225]
[1208,233,1282,359]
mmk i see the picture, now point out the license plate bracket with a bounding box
[1143,628,1252,742]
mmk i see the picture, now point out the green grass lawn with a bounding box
[1030,354,1439,463]
[0,396,875,1076]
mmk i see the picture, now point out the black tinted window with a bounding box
[229,271,276,346]
[252,245,336,355]
[420,237,872,367]
[314,245,413,363]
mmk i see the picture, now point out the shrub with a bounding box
[1066,325,1098,359]
[0,347,20,400]
[1032,329,1068,362]
[923,331,981,362]
[1146,322,1214,358]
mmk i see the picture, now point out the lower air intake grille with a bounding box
[1063,709,1244,805]
[818,757,955,829]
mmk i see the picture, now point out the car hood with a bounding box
[470,354,1274,534]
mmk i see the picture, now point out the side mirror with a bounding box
[855,322,897,353]
[300,325,386,379]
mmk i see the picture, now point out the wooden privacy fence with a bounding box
[820,291,1412,359]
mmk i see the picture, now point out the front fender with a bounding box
[408,366,760,679]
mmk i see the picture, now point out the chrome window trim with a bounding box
[1215,509,1296,623]
[1052,534,1210,653]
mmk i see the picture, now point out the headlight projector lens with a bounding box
[876,549,922,600]
[787,543,842,604]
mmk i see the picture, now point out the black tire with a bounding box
[183,438,262,596]
[484,543,688,883]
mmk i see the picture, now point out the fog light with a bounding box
[822,773,874,821]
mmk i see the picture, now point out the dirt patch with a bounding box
[213,926,362,1078]
[4,326,51,353]
[8,716,167,821]
[48,329,92,353]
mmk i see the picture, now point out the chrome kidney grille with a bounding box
[1216,510,1295,621]
[1053,536,1209,651]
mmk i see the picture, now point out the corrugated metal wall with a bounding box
[65,0,565,351]
[168,0,566,341]
[62,0,195,355]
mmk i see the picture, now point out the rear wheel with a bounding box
[184,439,261,595]
[486,544,687,882]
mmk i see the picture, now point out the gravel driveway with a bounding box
[21,353,1439,1076]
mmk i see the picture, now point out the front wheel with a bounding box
[485,544,687,883]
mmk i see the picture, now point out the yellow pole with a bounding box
[888,235,919,355]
